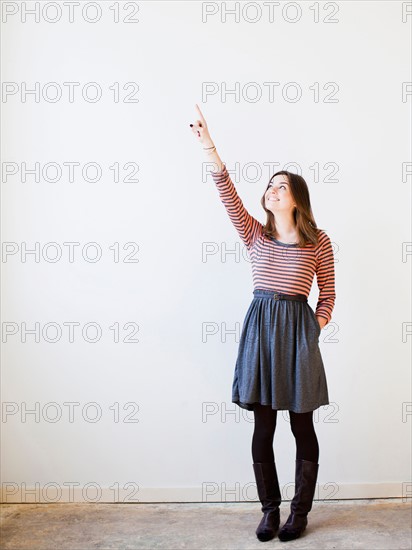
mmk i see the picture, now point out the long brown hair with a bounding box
[260,170,323,248]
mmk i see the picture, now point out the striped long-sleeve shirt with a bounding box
[211,165,336,324]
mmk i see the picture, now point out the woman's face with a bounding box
[265,175,296,213]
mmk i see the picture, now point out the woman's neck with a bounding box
[274,215,297,241]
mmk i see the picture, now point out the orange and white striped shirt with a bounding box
[211,165,336,324]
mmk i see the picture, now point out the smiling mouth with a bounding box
[268,197,279,201]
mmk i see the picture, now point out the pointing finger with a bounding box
[195,103,206,124]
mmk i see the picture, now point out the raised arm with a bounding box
[210,166,262,250]
[189,104,262,250]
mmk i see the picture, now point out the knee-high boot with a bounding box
[278,458,319,542]
[253,460,282,542]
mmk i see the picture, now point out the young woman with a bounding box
[190,104,336,543]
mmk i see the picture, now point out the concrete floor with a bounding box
[1,499,411,549]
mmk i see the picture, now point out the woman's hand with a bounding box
[316,317,326,331]
[190,103,214,147]
[190,104,225,173]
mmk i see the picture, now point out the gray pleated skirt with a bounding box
[232,289,329,413]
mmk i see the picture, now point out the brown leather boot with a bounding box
[278,458,319,542]
[253,461,282,542]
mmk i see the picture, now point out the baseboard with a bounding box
[1,482,411,503]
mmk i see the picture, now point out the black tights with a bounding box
[251,403,319,463]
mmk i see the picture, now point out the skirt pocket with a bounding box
[307,305,321,337]
[243,299,270,344]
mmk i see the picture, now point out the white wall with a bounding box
[1,1,411,503]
